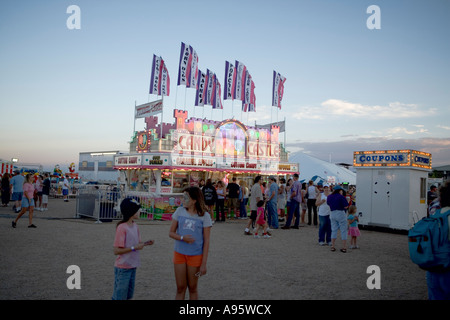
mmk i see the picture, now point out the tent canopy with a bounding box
[288,151,356,185]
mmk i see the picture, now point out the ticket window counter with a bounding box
[353,150,432,231]
[122,168,291,194]
[149,170,210,194]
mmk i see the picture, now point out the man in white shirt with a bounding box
[63,175,70,202]
[244,176,263,235]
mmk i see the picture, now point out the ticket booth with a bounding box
[353,150,432,231]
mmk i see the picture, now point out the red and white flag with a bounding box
[272,70,286,109]
[149,54,170,96]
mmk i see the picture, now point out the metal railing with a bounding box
[76,188,174,223]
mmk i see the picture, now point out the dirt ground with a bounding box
[0,197,428,300]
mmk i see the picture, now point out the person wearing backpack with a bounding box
[425,181,450,300]
[202,179,217,221]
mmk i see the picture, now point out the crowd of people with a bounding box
[0,170,72,228]
[195,174,358,250]
[113,177,359,301]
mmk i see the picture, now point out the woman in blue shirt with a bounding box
[327,185,349,253]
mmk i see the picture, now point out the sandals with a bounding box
[330,247,336,252]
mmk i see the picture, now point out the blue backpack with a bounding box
[408,208,450,272]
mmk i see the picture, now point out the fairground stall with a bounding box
[0,159,14,178]
[113,108,299,220]
[76,42,295,222]
[353,149,432,231]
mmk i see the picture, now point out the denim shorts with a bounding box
[330,210,348,240]
[112,267,136,300]
[12,192,23,201]
[22,197,35,208]
[427,270,450,300]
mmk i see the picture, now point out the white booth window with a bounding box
[420,178,426,201]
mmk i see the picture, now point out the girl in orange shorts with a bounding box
[169,187,212,300]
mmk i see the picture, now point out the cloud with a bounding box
[286,136,450,167]
[292,99,436,120]
[438,125,450,130]
[387,126,429,135]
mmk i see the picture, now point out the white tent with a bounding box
[288,151,356,185]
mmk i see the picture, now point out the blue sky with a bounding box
[1,0,449,171]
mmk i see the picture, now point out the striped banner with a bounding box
[223,61,236,100]
[272,70,286,109]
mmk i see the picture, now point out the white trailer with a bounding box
[78,151,123,184]
[353,150,432,231]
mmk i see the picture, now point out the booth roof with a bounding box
[288,151,356,185]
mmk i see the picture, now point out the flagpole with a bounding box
[133,100,136,135]
[276,106,279,125]
[175,86,178,109]
[232,99,234,119]
[271,106,273,125]
[161,94,164,140]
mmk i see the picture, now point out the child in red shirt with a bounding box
[254,200,271,239]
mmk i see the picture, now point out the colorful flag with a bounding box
[234,60,247,101]
[243,70,252,104]
[194,70,207,106]
[149,54,170,96]
[223,61,236,100]
[272,70,286,109]
[187,45,199,88]
[177,42,199,88]
[242,71,256,112]
[205,69,216,106]
[177,43,190,86]
[213,77,223,109]
[160,59,170,96]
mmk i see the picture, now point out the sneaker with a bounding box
[263,234,271,239]
[12,221,16,228]
[319,242,325,246]
[28,224,37,228]
[244,230,253,235]
[254,234,260,239]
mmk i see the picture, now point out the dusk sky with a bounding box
[1,0,449,172]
